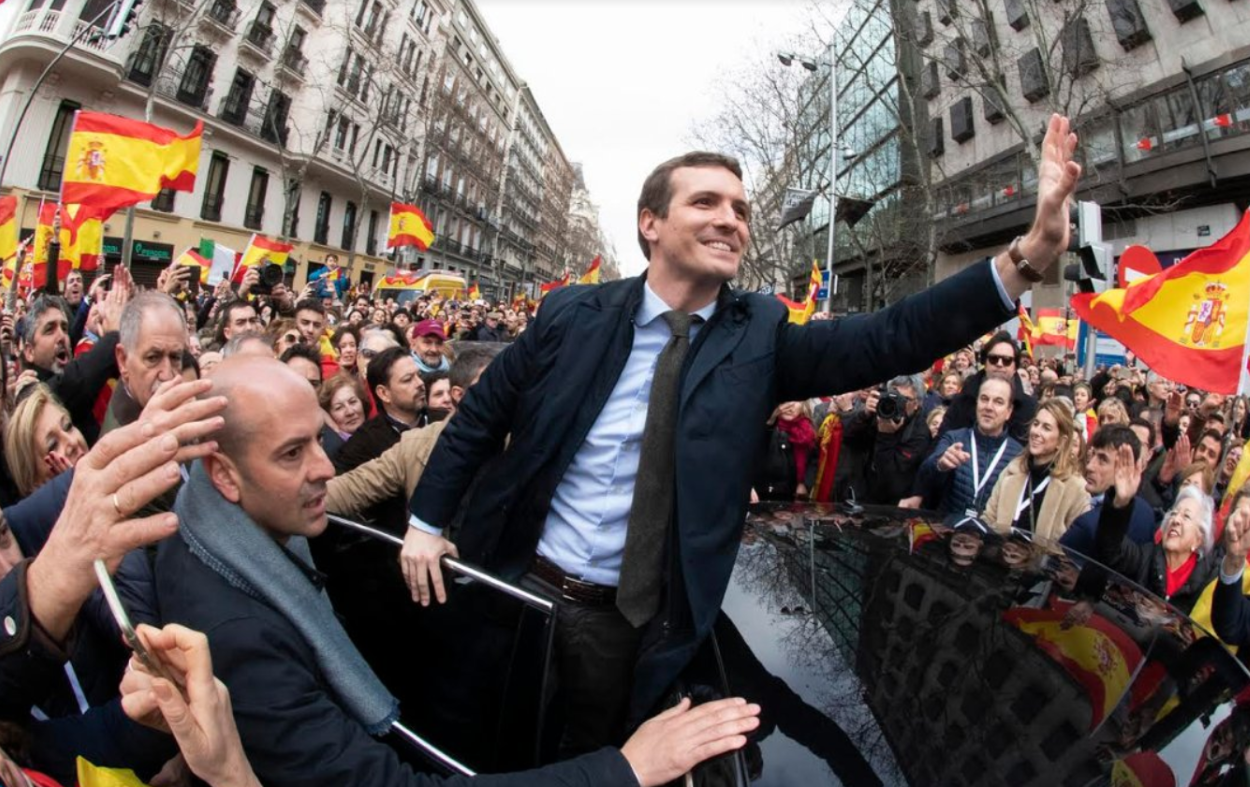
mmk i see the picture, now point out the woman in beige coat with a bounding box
[984,398,1090,542]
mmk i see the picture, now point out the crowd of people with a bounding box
[1,115,1248,784]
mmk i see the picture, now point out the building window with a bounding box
[201,152,229,222]
[1107,0,1152,50]
[127,24,170,86]
[943,38,966,80]
[921,60,940,99]
[970,16,993,57]
[261,91,291,146]
[220,70,254,126]
[1005,0,1028,30]
[951,96,975,142]
[366,210,379,256]
[1060,18,1098,78]
[937,0,956,24]
[244,167,269,230]
[284,180,302,238]
[177,46,216,108]
[1017,47,1050,103]
[151,188,176,212]
[1167,0,1203,22]
[982,85,1006,124]
[342,201,357,250]
[314,191,332,244]
[37,100,80,191]
[929,117,945,158]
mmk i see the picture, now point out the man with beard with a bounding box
[24,289,126,446]
[335,347,433,478]
[938,331,1037,444]
[914,376,1023,517]
[102,292,188,435]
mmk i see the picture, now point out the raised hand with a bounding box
[937,441,972,472]
[1112,443,1142,508]
[1223,500,1250,577]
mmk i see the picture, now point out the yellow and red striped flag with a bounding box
[1016,304,1037,358]
[776,260,822,324]
[175,248,212,284]
[467,281,481,301]
[387,202,434,251]
[59,203,103,272]
[30,202,71,289]
[1071,210,1250,394]
[234,233,294,282]
[577,255,602,285]
[0,196,16,286]
[539,273,570,299]
[61,111,202,219]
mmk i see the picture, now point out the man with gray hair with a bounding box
[25,288,126,445]
[844,373,934,504]
[102,291,188,434]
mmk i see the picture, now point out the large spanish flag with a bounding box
[1071,210,1250,394]
[235,233,294,281]
[577,255,602,285]
[61,111,202,219]
[59,203,103,272]
[387,202,434,251]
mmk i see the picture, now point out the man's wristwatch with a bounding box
[1008,236,1046,283]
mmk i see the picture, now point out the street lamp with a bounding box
[779,43,840,311]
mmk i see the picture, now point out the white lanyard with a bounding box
[29,662,89,721]
[1014,474,1051,522]
[970,435,1009,501]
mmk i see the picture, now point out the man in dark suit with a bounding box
[401,115,1083,751]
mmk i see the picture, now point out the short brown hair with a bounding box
[318,372,366,415]
[636,151,743,260]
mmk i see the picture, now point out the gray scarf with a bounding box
[174,462,398,735]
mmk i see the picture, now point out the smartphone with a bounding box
[94,559,180,687]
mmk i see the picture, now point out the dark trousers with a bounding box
[524,574,644,758]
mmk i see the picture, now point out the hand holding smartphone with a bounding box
[94,559,181,691]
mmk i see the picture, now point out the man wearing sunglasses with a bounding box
[938,331,1037,444]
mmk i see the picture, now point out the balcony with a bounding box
[278,49,308,82]
[200,0,239,36]
[6,8,119,60]
[155,69,213,113]
[297,0,325,17]
[202,194,225,222]
[240,22,274,59]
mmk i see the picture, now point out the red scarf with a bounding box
[777,415,817,483]
[1165,552,1198,599]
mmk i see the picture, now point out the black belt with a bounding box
[531,555,617,607]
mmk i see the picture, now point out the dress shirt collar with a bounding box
[636,281,719,329]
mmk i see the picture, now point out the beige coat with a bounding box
[326,420,447,517]
[983,459,1090,542]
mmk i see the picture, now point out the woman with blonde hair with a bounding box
[1097,397,1129,427]
[3,384,88,498]
[984,398,1090,542]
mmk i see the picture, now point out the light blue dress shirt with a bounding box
[412,262,1016,585]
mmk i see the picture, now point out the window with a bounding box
[177,46,216,108]
[255,1,275,28]
[1061,18,1098,78]
[1017,47,1049,103]
[337,49,353,86]
[1167,0,1203,22]
[314,192,332,244]
[150,188,176,213]
[943,38,966,80]
[1107,0,1152,50]
[929,117,945,158]
[951,96,975,142]
[261,90,291,145]
[342,201,357,249]
[1005,0,1028,30]
[937,0,956,24]
[285,26,307,66]
[128,24,170,86]
[366,210,379,256]
[921,60,940,99]
[244,167,269,230]
[201,152,229,222]
[37,100,80,191]
[335,115,350,150]
[284,180,302,238]
[220,70,255,126]
[982,85,1006,124]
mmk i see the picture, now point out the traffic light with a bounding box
[1063,200,1109,294]
[106,0,143,39]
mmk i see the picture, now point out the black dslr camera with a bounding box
[251,262,285,295]
[876,385,907,422]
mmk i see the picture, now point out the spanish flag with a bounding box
[175,248,212,284]
[776,260,822,324]
[539,273,569,298]
[1016,304,1037,358]
[387,202,434,251]
[234,233,294,282]
[0,196,16,283]
[61,111,202,219]
[467,281,481,301]
[59,203,103,272]
[30,202,71,289]
[578,256,602,285]
[1036,308,1074,348]
[1071,210,1250,394]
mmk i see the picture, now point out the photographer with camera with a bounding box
[843,374,933,505]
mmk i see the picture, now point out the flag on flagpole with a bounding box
[577,255,602,285]
[30,202,70,289]
[539,273,570,299]
[777,260,823,324]
[1017,303,1037,358]
[234,234,294,282]
[175,248,212,284]
[1036,308,1073,348]
[0,196,16,285]
[61,111,202,219]
[467,281,481,301]
[58,203,103,271]
[387,202,435,251]
[1070,210,1250,394]
[198,238,239,286]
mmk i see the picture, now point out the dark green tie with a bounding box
[617,310,695,627]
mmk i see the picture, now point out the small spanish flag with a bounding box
[61,111,202,220]
[1016,303,1037,358]
[30,202,71,289]
[0,196,16,281]
[175,248,212,284]
[577,255,602,284]
[776,260,822,324]
[388,202,434,251]
[468,281,481,301]
[234,233,294,282]
[539,273,570,299]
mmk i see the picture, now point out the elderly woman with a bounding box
[318,372,367,462]
[984,399,1090,541]
[3,384,88,498]
[1096,442,1220,613]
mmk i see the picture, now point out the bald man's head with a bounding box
[211,357,316,461]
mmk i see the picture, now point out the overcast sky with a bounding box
[475,0,813,276]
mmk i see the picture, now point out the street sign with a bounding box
[816,287,829,300]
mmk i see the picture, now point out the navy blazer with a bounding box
[410,261,1015,718]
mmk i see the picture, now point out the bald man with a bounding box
[152,357,757,787]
